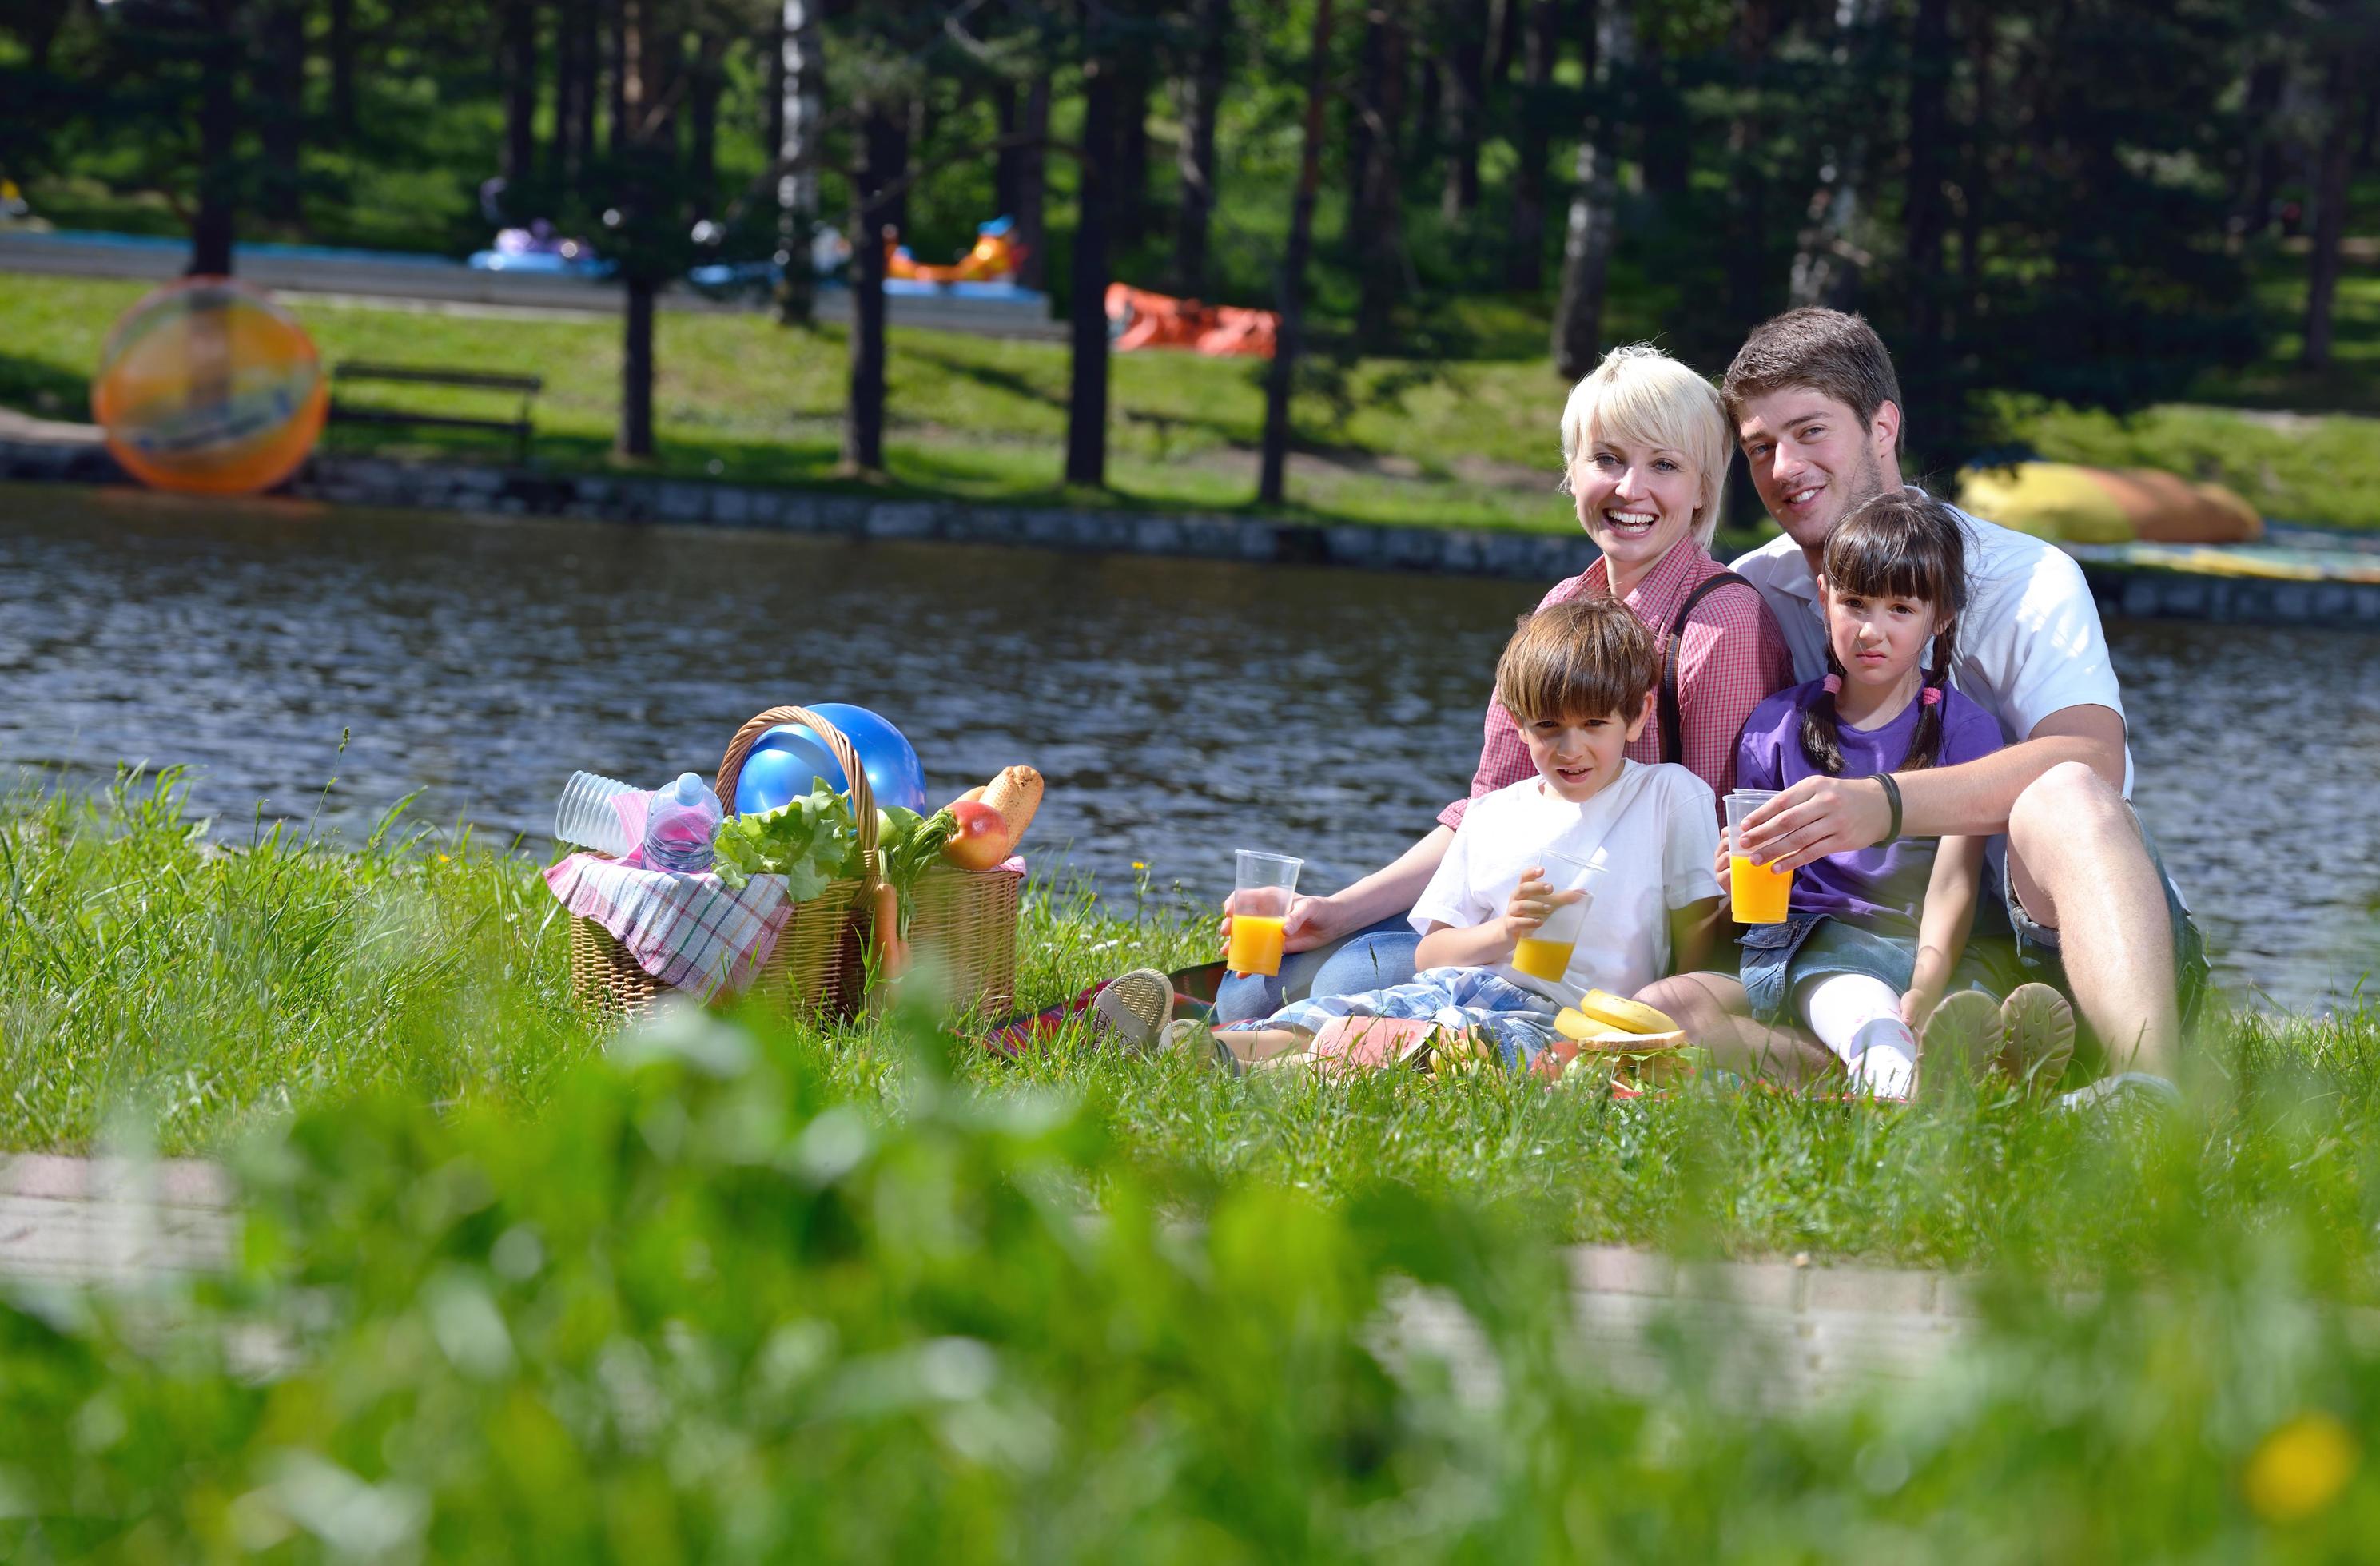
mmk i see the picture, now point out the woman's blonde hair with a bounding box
[1558,343,1732,548]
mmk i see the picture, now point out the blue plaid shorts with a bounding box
[1225,965,1560,1069]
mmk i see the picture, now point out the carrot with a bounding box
[870,881,907,982]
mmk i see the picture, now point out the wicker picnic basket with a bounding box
[898,861,1024,1020]
[567,705,878,1025]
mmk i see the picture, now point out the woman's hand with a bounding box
[1220,890,1343,957]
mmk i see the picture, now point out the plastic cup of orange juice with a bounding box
[1511,848,1596,983]
[1227,850,1303,976]
[1725,790,1793,923]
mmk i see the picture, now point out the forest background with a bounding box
[0,0,2374,528]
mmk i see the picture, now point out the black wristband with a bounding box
[1874,773,1904,842]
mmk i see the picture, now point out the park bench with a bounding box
[326,361,543,463]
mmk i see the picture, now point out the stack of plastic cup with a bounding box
[553,770,640,857]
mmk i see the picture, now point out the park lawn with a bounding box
[6,268,2378,532]
[6,766,2378,1286]
[8,773,2380,1555]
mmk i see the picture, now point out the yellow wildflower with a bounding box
[2245,1412,2359,1523]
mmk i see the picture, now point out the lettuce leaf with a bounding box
[710,778,866,900]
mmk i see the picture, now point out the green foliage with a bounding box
[710,780,864,896]
[8,992,2380,1556]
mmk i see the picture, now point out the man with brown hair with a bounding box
[1708,307,2204,1108]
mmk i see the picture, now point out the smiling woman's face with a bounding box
[1569,427,1702,582]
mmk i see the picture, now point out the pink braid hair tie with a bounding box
[1921,686,1942,706]
[1821,674,1842,694]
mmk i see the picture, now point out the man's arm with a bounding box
[1737,704,2125,874]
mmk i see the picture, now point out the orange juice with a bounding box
[1227,913,1288,976]
[1512,936,1576,982]
[1729,854,1794,924]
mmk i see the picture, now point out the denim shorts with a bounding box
[1737,913,2001,1025]
[1228,966,1559,1070]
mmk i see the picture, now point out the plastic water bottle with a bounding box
[643,772,723,873]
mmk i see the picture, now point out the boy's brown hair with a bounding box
[1718,307,1903,451]
[1494,598,1659,725]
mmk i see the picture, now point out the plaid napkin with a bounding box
[543,788,797,1004]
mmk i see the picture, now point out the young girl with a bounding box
[1662,491,2073,1099]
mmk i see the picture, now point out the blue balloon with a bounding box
[742,702,929,815]
[732,743,830,817]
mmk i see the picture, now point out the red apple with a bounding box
[941,801,1009,871]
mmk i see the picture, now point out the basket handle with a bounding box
[714,705,880,886]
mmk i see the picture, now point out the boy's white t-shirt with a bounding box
[1409,760,1720,1008]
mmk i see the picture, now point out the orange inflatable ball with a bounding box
[90,277,328,495]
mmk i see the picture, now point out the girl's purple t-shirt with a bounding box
[1734,681,2004,929]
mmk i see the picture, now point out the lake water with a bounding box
[4,483,2375,1014]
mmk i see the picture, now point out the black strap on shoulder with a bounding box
[1658,570,1754,765]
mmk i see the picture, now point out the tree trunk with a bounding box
[1438,0,1485,220]
[552,0,592,189]
[502,0,539,189]
[2232,56,2287,238]
[257,0,307,225]
[1637,33,1689,201]
[1485,0,1521,85]
[1787,0,1876,310]
[1550,0,1624,380]
[843,103,892,471]
[1721,0,1773,340]
[1260,0,1335,507]
[1355,4,1409,349]
[607,0,628,160]
[993,81,1022,218]
[1900,0,1952,460]
[1504,0,1559,291]
[866,112,910,241]
[621,278,656,457]
[614,0,674,461]
[190,0,240,275]
[1067,22,1117,488]
[1013,73,1051,291]
[687,30,724,221]
[327,0,355,137]
[2302,52,2360,371]
[1172,0,1230,296]
[1952,0,1991,336]
[1112,48,1154,254]
[774,0,823,326]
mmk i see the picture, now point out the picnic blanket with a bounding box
[543,789,794,1004]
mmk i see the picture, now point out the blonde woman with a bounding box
[1216,343,1793,1024]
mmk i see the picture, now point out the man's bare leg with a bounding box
[1636,972,1838,1087]
[2005,762,2180,1081]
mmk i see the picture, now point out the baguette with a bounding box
[979,765,1043,854]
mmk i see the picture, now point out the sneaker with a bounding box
[2055,1071,2183,1118]
[1916,988,2001,1099]
[1996,983,2076,1090]
[1089,968,1174,1054]
[1157,1016,1243,1074]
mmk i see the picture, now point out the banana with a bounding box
[1569,989,1679,1036]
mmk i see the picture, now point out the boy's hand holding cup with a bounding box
[1506,850,1595,984]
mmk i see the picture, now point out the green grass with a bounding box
[9,777,2380,1556]
[10,268,2378,534]
[7,766,2380,1286]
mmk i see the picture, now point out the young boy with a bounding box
[1192,598,1721,1071]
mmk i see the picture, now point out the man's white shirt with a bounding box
[1729,495,2135,795]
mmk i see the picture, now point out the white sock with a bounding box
[1801,974,1918,1098]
